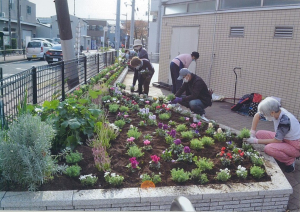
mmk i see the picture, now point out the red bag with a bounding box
[252,93,262,103]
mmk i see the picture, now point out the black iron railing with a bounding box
[0,50,117,128]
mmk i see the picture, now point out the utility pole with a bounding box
[130,0,135,48]
[147,0,150,49]
[74,0,75,16]
[17,0,21,49]
[8,0,11,47]
[115,0,120,57]
[54,0,78,89]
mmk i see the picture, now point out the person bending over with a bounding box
[244,97,300,173]
[171,68,212,121]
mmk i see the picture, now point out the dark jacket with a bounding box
[133,59,154,85]
[137,48,149,60]
[175,73,212,107]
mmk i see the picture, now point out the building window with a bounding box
[91,25,96,30]
[188,1,216,13]
[219,0,261,10]
[230,26,244,37]
[87,25,89,30]
[264,0,300,6]
[274,26,293,38]
[27,6,31,14]
[165,4,187,15]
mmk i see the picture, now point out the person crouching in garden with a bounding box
[130,57,155,96]
[244,97,300,173]
[171,68,212,121]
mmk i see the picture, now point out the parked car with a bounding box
[32,38,58,45]
[53,38,61,44]
[45,44,63,64]
[26,41,52,61]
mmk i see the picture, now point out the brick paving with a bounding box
[123,63,300,212]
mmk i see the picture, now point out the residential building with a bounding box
[0,0,36,48]
[156,0,300,119]
[85,19,107,50]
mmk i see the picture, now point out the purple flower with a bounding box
[174,139,181,145]
[158,122,163,129]
[184,146,191,153]
[168,129,176,138]
[194,130,199,134]
[163,124,169,130]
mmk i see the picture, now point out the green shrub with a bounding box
[140,173,162,184]
[205,127,215,136]
[176,124,187,132]
[200,136,215,146]
[0,114,65,191]
[104,172,124,187]
[102,95,111,102]
[168,120,177,126]
[119,106,129,112]
[65,151,83,164]
[215,168,231,182]
[190,168,209,184]
[181,131,194,140]
[127,146,144,158]
[114,119,126,129]
[250,154,264,166]
[238,128,250,139]
[109,104,119,113]
[193,156,214,171]
[166,94,175,101]
[127,127,142,140]
[79,174,98,186]
[159,113,171,120]
[190,139,204,150]
[65,165,81,177]
[171,168,190,183]
[250,165,265,179]
[213,133,227,142]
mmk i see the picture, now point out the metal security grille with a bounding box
[274,26,293,38]
[0,51,117,128]
[230,26,244,37]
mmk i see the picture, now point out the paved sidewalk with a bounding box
[0,54,27,64]
[123,63,300,212]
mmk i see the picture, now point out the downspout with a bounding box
[156,0,162,54]
[207,0,219,88]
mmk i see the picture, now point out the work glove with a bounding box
[171,97,182,104]
[250,129,256,138]
[243,137,258,144]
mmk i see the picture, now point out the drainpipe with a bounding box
[207,0,219,88]
[156,0,162,54]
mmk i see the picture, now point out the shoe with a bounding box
[200,114,209,122]
[285,161,295,173]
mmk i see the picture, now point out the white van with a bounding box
[26,41,52,61]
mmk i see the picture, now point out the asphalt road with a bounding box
[0,59,48,78]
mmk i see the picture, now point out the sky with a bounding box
[29,0,149,21]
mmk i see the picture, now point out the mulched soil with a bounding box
[4,97,271,191]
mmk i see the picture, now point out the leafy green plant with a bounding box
[236,165,248,179]
[181,131,194,140]
[161,149,173,162]
[127,127,142,140]
[215,168,231,182]
[168,120,177,126]
[179,116,185,122]
[193,156,214,171]
[116,82,126,90]
[0,114,66,191]
[190,139,204,150]
[104,172,124,187]
[127,146,144,158]
[144,134,153,141]
[165,135,174,145]
[114,119,126,129]
[159,113,171,120]
[65,165,81,177]
[171,168,190,183]
[166,94,175,101]
[65,151,83,164]
[250,165,265,179]
[242,142,253,152]
[176,124,187,132]
[250,154,264,166]
[102,95,111,102]
[200,136,215,146]
[238,128,250,139]
[213,133,227,142]
[190,168,209,184]
[140,173,162,184]
[119,106,129,112]
[79,174,98,186]
[205,127,215,136]
[109,104,119,113]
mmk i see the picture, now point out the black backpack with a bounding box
[231,93,254,112]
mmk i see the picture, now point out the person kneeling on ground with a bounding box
[130,57,155,96]
[244,97,300,173]
[171,68,212,121]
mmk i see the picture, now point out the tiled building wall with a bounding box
[159,9,300,119]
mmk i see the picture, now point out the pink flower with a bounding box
[151,155,160,163]
[197,121,202,126]
[145,101,150,104]
[110,87,115,90]
[190,123,197,128]
[127,137,135,142]
[124,115,129,118]
[144,140,151,146]
[185,117,190,121]
[129,157,139,169]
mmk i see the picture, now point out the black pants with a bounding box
[170,62,183,94]
[138,73,153,96]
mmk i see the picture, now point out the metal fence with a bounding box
[0,50,117,128]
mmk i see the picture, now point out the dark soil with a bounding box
[4,99,271,191]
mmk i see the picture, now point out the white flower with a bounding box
[117,101,120,103]
[208,123,213,128]
[104,172,110,177]
[217,128,222,134]
[140,174,144,179]
[107,100,110,103]
[130,125,134,129]
[34,108,43,112]
[111,173,116,177]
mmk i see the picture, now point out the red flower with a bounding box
[156,106,161,109]
[221,151,225,154]
[240,152,244,157]
[166,108,170,111]
[229,156,232,159]
[162,104,167,108]
[220,153,224,156]
[221,147,226,151]
[238,149,242,153]
[227,153,231,157]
